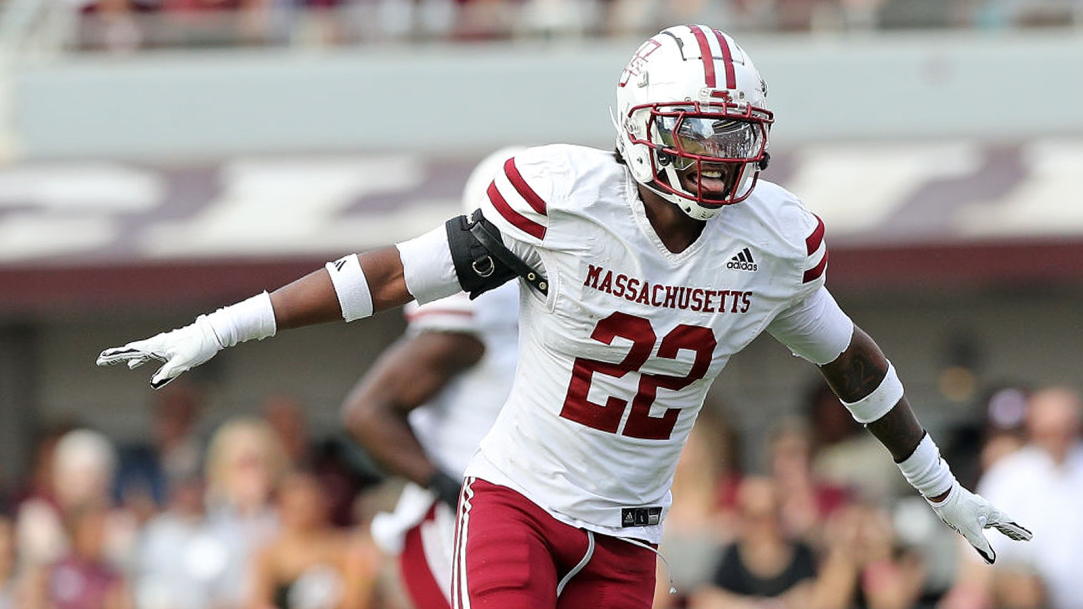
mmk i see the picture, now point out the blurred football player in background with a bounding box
[339,148,522,609]
[99,24,1032,608]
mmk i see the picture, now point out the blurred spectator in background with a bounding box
[76,0,276,51]
[12,423,76,513]
[247,470,380,609]
[0,517,16,609]
[16,429,137,574]
[75,0,158,52]
[198,417,287,609]
[602,0,732,37]
[690,476,819,609]
[805,380,904,504]
[115,383,206,522]
[23,502,134,609]
[943,385,1030,493]
[262,395,313,469]
[451,0,517,40]
[653,411,740,608]
[15,430,72,572]
[818,503,928,609]
[766,417,849,542]
[941,386,1083,609]
[262,394,373,528]
[132,476,209,609]
[162,0,277,47]
[691,475,929,609]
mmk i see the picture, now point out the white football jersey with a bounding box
[406,283,520,477]
[463,144,829,543]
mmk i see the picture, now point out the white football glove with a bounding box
[929,480,1033,564]
[97,315,223,389]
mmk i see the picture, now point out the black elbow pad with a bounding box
[445,211,548,299]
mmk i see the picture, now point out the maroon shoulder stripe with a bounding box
[688,25,717,88]
[487,182,546,240]
[805,215,825,255]
[711,28,737,90]
[803,249,829,283]
[503,157,547,216]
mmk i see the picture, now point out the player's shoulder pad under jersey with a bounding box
[478,144,586,244]
[445,210,548,299]
[754,181,829,284]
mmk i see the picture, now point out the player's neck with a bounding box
[637,184,706,254]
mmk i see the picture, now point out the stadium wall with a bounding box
[11,31,1083,160]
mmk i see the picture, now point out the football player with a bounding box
[340,148,522,609]
[99,25,1032,609]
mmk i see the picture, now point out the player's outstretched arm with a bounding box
[97,246,414,389]
[818,326,1032,564]
[340,327,484,507]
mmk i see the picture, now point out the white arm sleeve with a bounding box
[395,224,463,305]
[767,287,854,365]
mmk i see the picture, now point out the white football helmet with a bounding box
[614,25,773,220]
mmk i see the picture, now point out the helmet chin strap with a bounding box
[641,179,683,206]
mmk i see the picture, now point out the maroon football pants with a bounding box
[400,504,453,609]
[451,477,657,609]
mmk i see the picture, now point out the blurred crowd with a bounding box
[0,379,1078,609]
[0,385,403,609]
[655,382,1083,609]
[69,0,1083,52]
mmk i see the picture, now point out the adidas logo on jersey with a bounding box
[726,248,758,272]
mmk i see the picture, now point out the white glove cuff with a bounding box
[897,433,955,499]
[204,291,277,348]
[326,254,374,322]
[841,363,904,424]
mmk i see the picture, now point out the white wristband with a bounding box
[326,254,374,322]
[204,291,277,348]
[841,363,904,424]
[897,433,955,499]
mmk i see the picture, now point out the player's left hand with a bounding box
[928,480,1032,564]
[426,470,464,509]
[96,315,223,389]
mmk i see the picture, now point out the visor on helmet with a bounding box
[653,115,765,170]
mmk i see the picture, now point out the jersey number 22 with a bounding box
[559,312,715,440]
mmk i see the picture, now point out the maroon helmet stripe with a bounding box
[712,28,737,89]
[503,157,548,216]
[805,215,826,255]
[487,182,546,240]
[688,25,717,88]
[804,249,829,283]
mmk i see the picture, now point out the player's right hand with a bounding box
[97,315,223,389]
